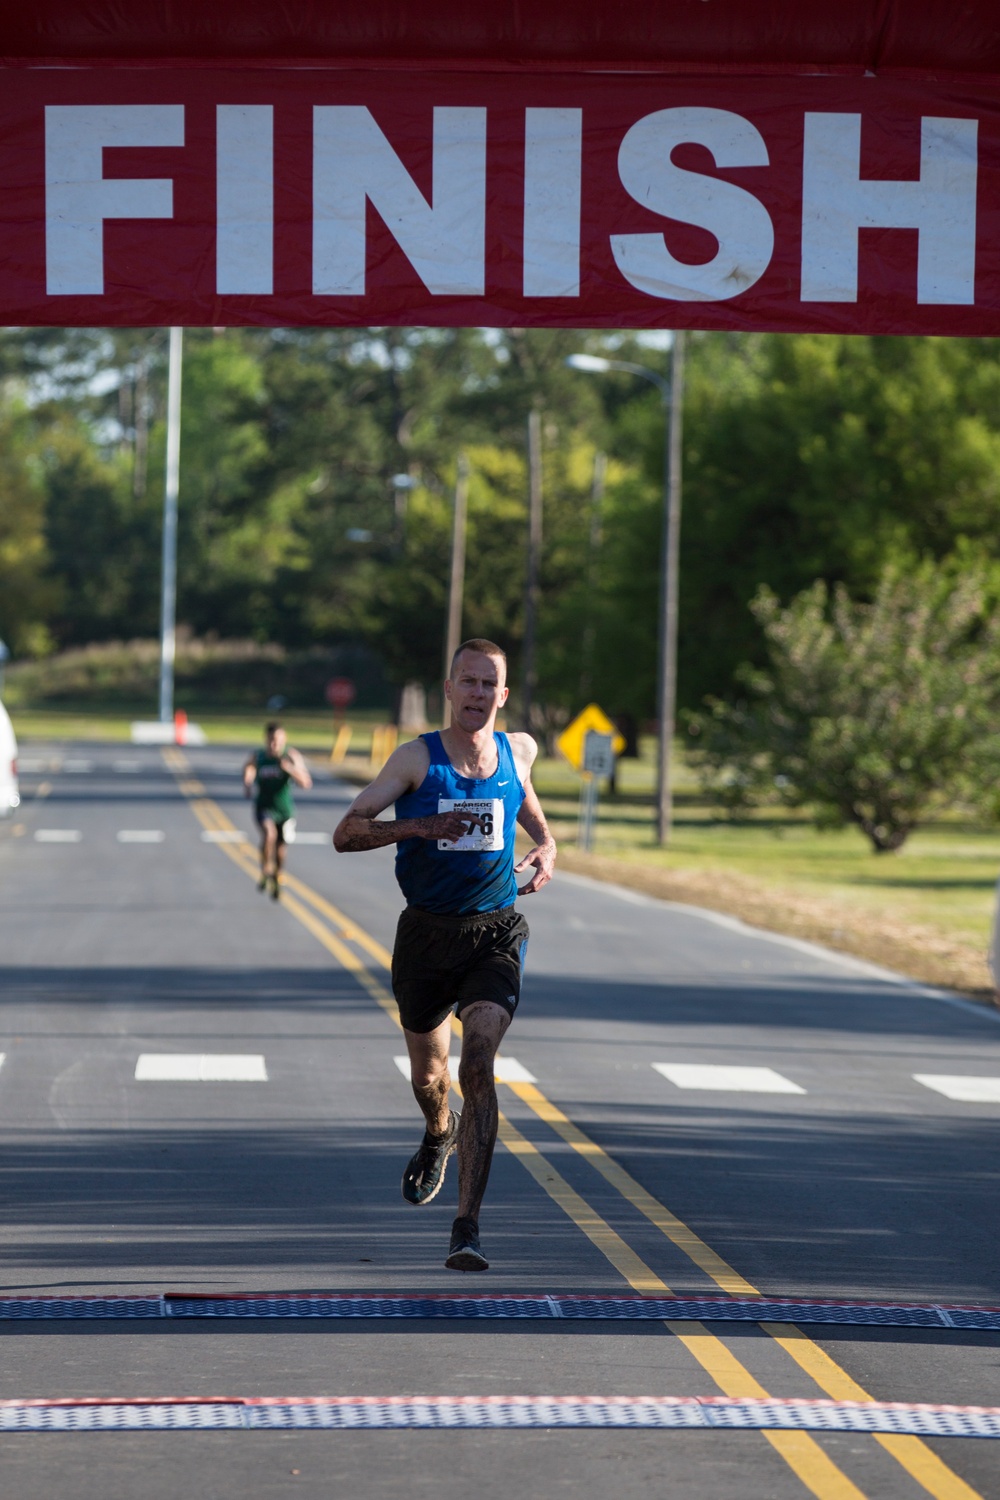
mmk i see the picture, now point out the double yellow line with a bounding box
[164,748,980,1500]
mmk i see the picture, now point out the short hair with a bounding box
[265,721,284,737]
[450,638,507,680]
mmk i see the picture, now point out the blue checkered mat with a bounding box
[0,1292,996,1329]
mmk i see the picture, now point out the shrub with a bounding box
[687,561,1000,852]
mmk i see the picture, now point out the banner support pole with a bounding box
[158,327,184,725]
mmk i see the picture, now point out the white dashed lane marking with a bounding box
[135,1055,268,1082]
[393,1055,537,1084]
[112,759,142,772]
[61,759,93,773]
[291,832,331,845]
[201,830,246,844]
[116,830,165,844]
[652,1063,806,1094]
[914,1074,1000,1103]
[34,830,82,844]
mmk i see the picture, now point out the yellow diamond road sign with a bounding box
[556,704,626,772]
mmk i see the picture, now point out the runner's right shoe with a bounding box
[401,1110,460,1205]
[445,1215,488,1272]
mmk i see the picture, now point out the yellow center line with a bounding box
[507,1079,756,1296]
[764,1327,983,1500]
[164,758,980,1500]
[281,870,394,969]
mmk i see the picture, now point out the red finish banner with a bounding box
[6,67,1000,331]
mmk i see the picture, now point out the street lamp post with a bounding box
[567,338,686,846]
[391,471,418,524]
[442,453,470,728]
[158,326,184,725]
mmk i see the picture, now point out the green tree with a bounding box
[688,559,1000,852]
[0,398,57,656]
[678,333,1000,704]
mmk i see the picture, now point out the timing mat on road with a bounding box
[1,1394,998,1437]
[1,1292,999,1330]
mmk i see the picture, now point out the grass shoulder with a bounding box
[531,750,1000,1004]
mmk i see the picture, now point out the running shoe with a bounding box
[270,875,281,901]
[444,1215,488,1272]
[401,1110,459,1205]
[257,875,268,893]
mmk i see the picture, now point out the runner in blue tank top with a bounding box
[334,639,557,1272]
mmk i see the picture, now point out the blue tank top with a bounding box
[395,732,526,915]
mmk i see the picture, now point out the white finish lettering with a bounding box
[611,107,773,301]
[217,105,274,295]
[45,105,184,296]
[801,114,978,304]
[312,106,486,296]
[523,107,582,297]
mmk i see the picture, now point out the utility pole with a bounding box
[656,329,686,846]
[579,449,607,702]
[566,344,686,846]
[158,327,183,725]
[442,453,469,728]
[522,409,543,730]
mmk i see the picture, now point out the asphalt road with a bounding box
[0,740,998,1499]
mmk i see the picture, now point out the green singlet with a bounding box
[253,749,295,823]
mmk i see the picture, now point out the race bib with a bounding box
[437,797,504,852]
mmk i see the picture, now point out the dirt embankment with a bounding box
[556,848,996,1005]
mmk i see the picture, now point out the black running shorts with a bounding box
[391,905,530,1035]
[255,806,291,842]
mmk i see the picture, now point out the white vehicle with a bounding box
[0,699,19,816]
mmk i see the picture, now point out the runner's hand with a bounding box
[515,840,556,895]
[422,810,484,842]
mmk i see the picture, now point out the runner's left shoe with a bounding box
[401,1110,459,1205]
[270,875,281,901]
[444,1215,488,1272]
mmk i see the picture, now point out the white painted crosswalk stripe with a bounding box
[34,829,82,843]
[135,1054,268,1082]
[653,1063,806,1094]
[117,830,165,844]
[914,1074,1000,1103]
[393,1055,536,1084]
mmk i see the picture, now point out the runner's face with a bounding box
[267,729,286,756]
[446,652,508,732]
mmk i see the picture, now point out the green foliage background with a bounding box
[4,327,1000,722]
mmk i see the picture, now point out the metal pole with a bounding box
[656,330,686,846]
[579,450,606,702]
[587,775,599,852]
[523,409,543,730]
[442,453,469,729]
[158,327,184,724]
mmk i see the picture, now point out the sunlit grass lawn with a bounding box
[532,744,1000,969]
[9,707,387,752]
